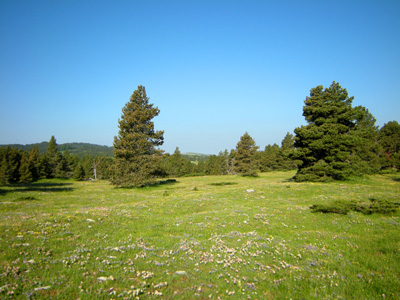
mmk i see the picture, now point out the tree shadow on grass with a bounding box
[0,182,74,195]
[147,179,178,187]
[112,179,179,190]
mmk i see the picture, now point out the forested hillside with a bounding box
[0,142,113,158]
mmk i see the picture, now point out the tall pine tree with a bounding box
[45,136,62,178]
[111,85,164,187]
[293,82,375,181]
[234,132,259,176]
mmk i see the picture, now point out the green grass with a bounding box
[0,171,399,299]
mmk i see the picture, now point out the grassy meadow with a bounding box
[0,171,399,299]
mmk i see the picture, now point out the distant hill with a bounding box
[182,152,210,162]
[1,143,211,161]
[1,142,114,158]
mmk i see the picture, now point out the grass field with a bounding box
[1,171,399,299]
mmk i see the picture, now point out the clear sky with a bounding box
[1,0,399,154]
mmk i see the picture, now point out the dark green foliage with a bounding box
[310,201,352,215]
[209,182,238,186]
[161,147,193,177]
[310,199,399,215]
[15,196,38,201]
[257,133,298,172]
[234,132,259,176]
[44,136,62,178]
[379,121,400,170]
[366,198,399,214]
[0,146,22,184]
[204,154,225,175]
[73,164,85,181]
[0,137,113,184]
[279,132,299,170]
[111,85,164,187]
[293,82,379,182]
[27,146,44,181]
[93,155,114,180]
[348,106,382,175]
[258,144,281,171]
[18,153,33,183]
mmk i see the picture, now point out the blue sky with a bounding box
[1,0,399,154]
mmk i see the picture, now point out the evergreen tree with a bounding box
[163,147,187,177]
[73,163,85,181]
[62,148,75,178]
[234,132,259,176]
[80,155,94,179]
[379,121,400,170]
[349,106,381,174]
[293,82,372,181]
[193,160,206,175]
[204,154,224,175]
[279,132,298,170]
[45,136,62,178]
[111,85,164,187]
[259,144,280,171]
[28,146,43,181]
[0,146,22,184]
[19,153,33,183]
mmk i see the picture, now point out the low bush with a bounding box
[310,198,399,215]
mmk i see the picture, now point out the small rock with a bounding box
[86,219,95,223]
[34,286,51,291]
[175,270,187,276]
[154,282,168,289]
[97,276,114,282]
[246,189,255,193]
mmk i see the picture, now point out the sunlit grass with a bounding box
[0,171,399,299]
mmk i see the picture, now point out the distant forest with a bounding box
[0,142,209,162]
[1,142,114,158]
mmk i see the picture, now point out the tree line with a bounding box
[0,132,297,184]
[1,83,399,186]
[0,136,113,184]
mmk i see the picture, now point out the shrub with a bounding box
[310,198,399,215]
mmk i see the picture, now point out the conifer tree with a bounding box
[45,136,62,178]
[28,146,42,181]
[19,153,33,183]
[350,106,381,174]
[111,85,164,187]
[379,121,400,170]
[234,132,259,176]
[0,146,22,184]
[73,163,85,181]
[293,82,375,181]
[162,147,188,177]
[259,144,280,171]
